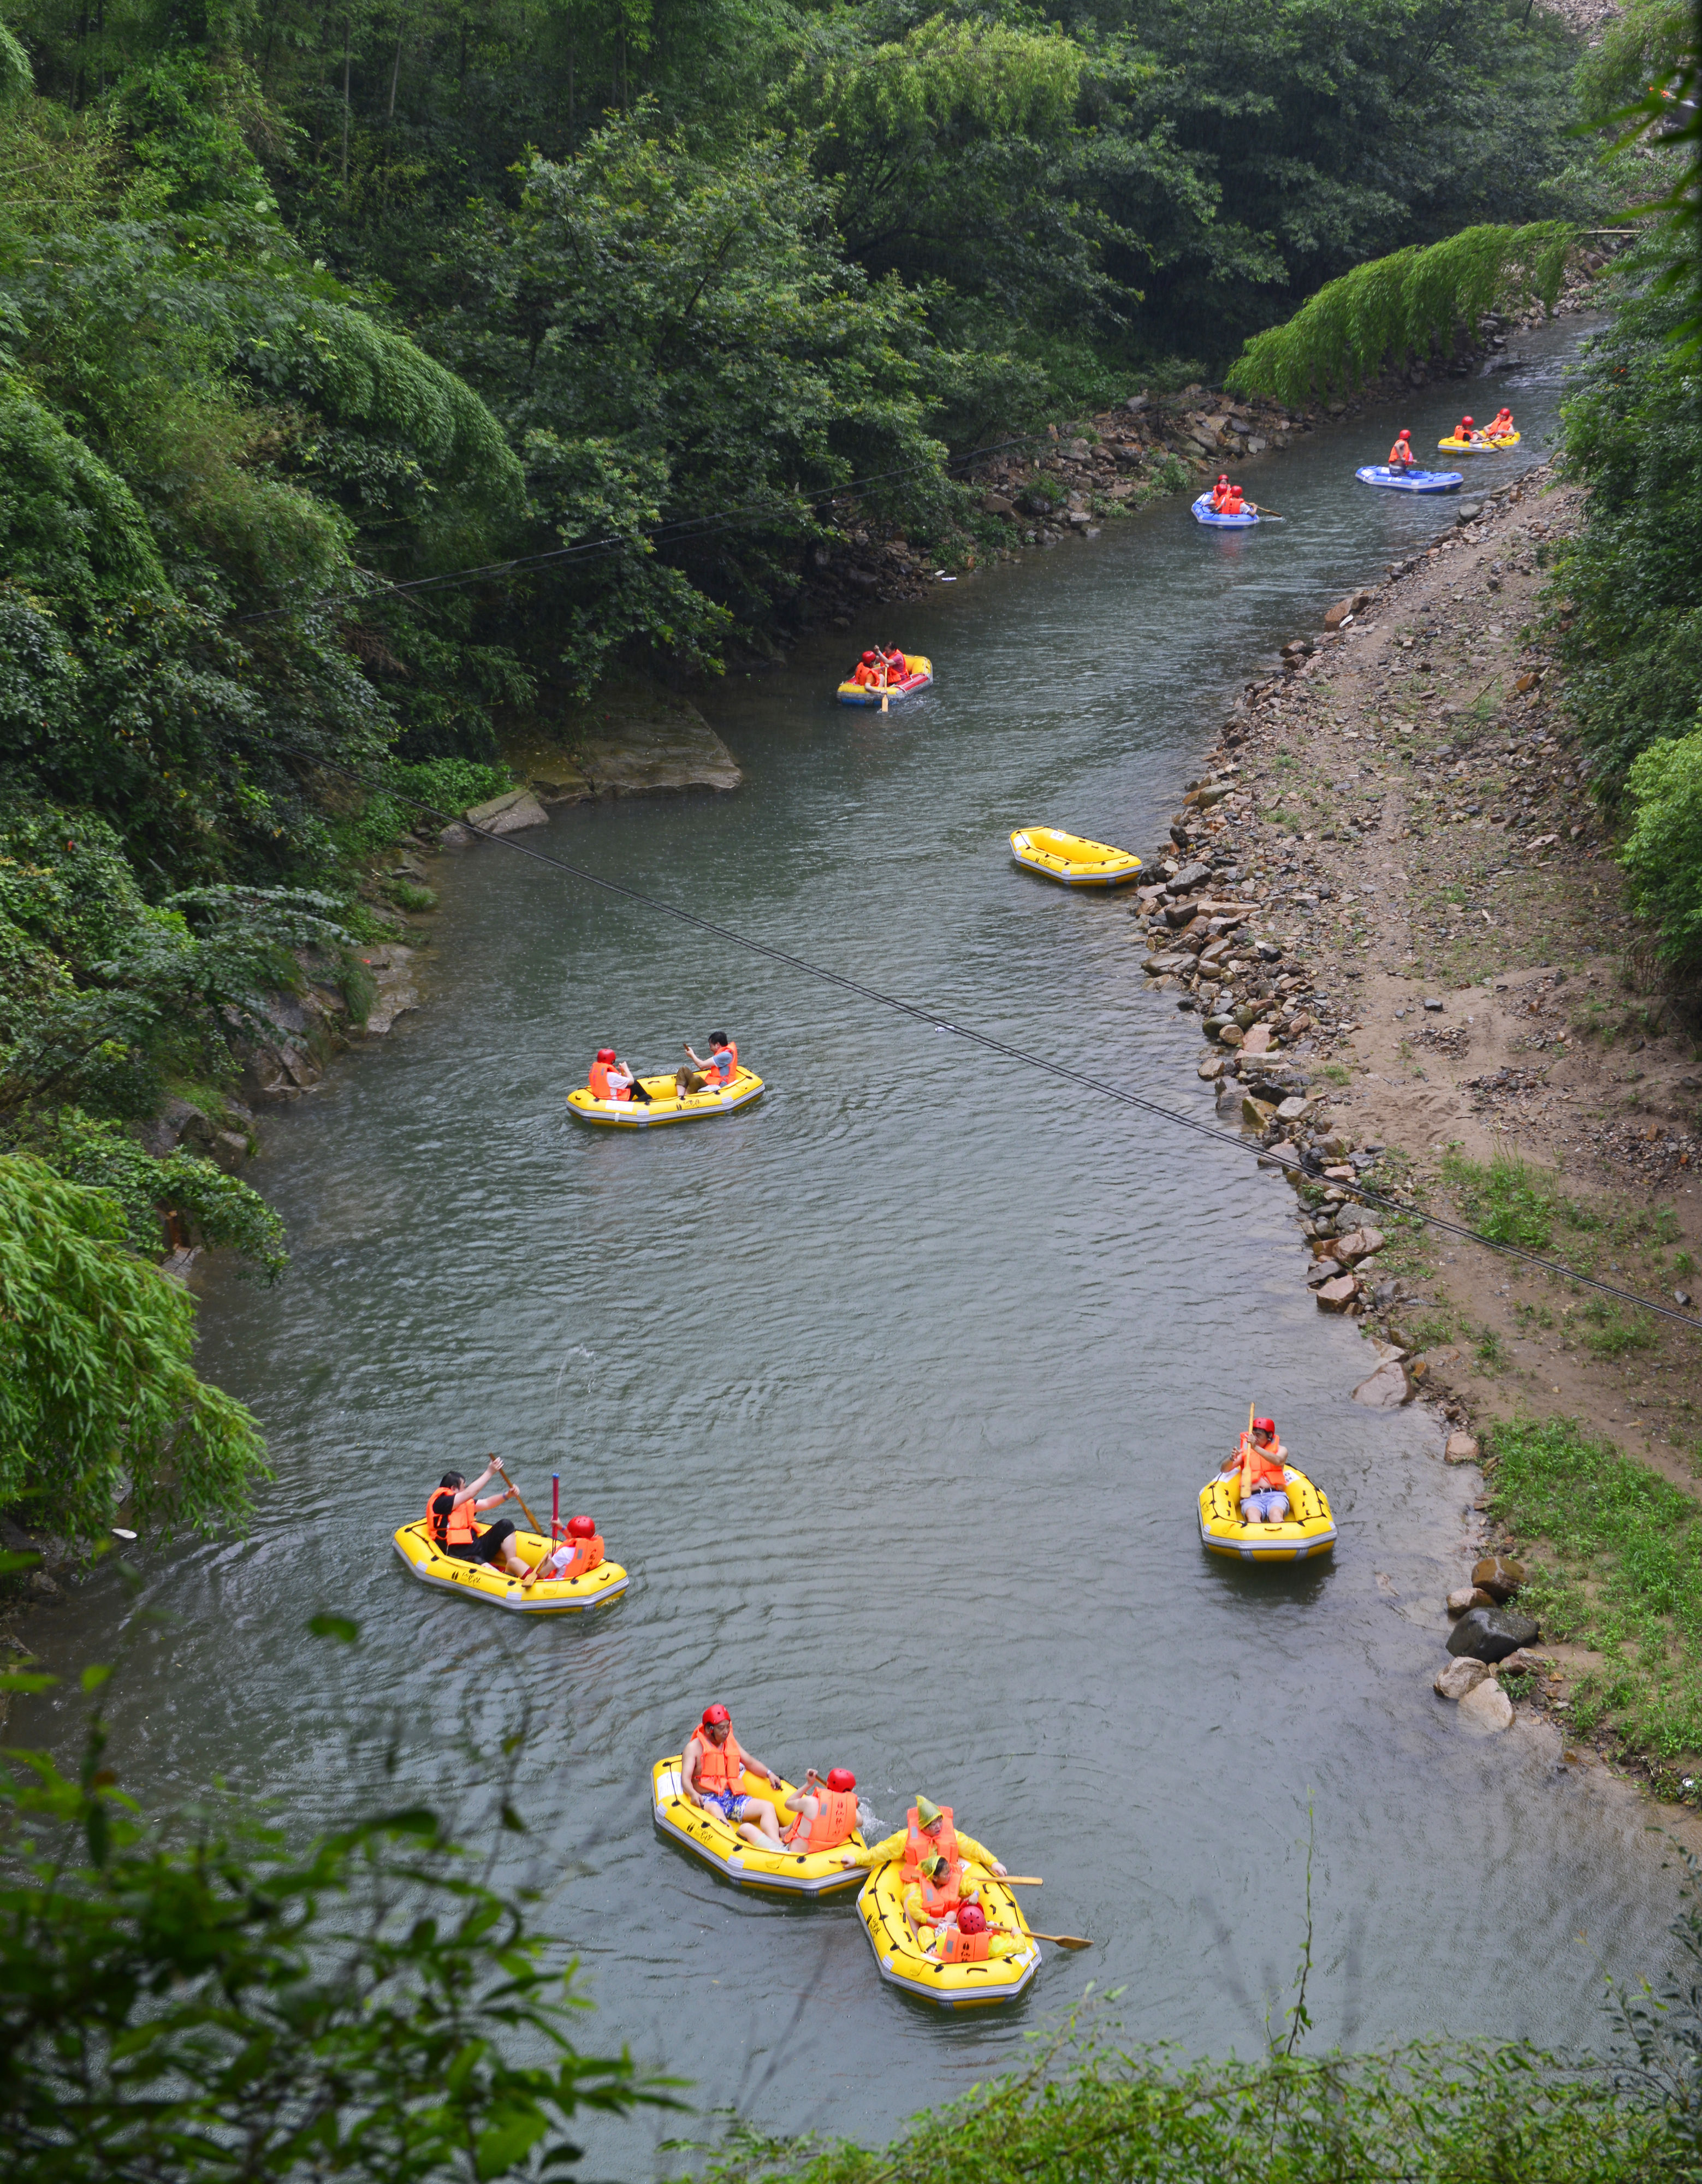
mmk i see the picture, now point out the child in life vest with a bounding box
[538,1513,604,1580]
[905,1854,1025,1962]
[1230,1417,1290,1524]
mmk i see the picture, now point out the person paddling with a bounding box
[778,1766,863,1853]
[1387,429,1415,470]
[681,1704,787,1848]
[1232,1416,1291,1526]
[426,1464,538,1586]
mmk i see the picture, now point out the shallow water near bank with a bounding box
[23,315,1677,2165]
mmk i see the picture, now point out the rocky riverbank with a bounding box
[1138,448,1702,1796]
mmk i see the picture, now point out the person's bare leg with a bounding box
[737,1799,784,1847]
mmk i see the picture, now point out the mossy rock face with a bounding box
[504,679,742,801]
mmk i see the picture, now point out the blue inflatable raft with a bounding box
[1191,495,1259,527]
[1355,465,1464,494]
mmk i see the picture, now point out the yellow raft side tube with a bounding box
[856,1859,1040,2008]
[1197,1465,1337,1563]
[1010,827,1143,888]
[836,654,933,704]
[392,1520,631,1613]
[650,1756,867,1896]
[1436,432,1521,453]
[566,1066,764,1129]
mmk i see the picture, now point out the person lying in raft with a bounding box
[427,1464,538,1585]
[776,1766,863,1854]
[1231,1416,1291,1526]
[904,1853,1027,1964]
[588,1048,653,1105]
[678,1032,737,1095]
[682,1704,787,1848]
[1387,429,1415,470]
[837,1793,1009,1882]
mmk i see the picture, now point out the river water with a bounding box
[23,316,1679,2165]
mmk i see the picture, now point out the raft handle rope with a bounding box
[258,743,1701,1338]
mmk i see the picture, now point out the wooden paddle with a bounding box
[997,1876,1044,1886]
[1028,1930,1094,1950]
[490,1457,544,1534]
[1249,506,1287,519]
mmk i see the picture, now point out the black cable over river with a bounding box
[22,316,1683,2162]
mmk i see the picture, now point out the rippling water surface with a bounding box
[25,318,1679,2164]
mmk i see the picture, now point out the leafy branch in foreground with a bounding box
[1225,222,1575,406]
[0,1667,679,2184]
[0,1152,271,1541]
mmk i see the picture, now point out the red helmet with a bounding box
[595,1048,616,1063]
[956,1901,987,1936]
[1217,473,1227,483]
[1397,429,1410,441]
[701,1704,731,1728]
[826,1767,856,1792]
[1461,416,1474,427]
[1254,1417,1276,1435]
[861,650,877,663]
[567,1514,596,1539]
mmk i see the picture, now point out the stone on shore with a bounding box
[1434,1657,1492,1700]
[465,788,549,835]
[1197,1055,1226,1081]
[1351,1357,1411,1408]
[1446,1606,1540,1663]
[1448,1586,1497,1614]
[1241,1023,1273,1056]
[1172,860,1212,892]
[1332,1227,1386,1265]
[1315,1275,1359,1312]
[1470,1554,1526,1604]
[1457,1679,1515,1733]
[1444,1432,1480,1465]
[1218,1024,1245,1048]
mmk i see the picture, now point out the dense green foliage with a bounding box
[0,1154,270,1541]
[1226,222,1574,404]
[0,1657,669,2181]
[1488,1414,1702,1764]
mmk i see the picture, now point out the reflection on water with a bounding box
[22,315,1679,2164]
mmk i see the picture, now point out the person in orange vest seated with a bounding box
[426,1463,537,1584]
[903,1853,1026,1963]
[882,645,909,683]
[678,1031,737,1096]
[1233,1416,1291,1526]
[1387,429,1415,469]
[681,1703,787,1847]
[538,1512,604,1580]
[1487,407,1515,440]
[588,1048,652,1105]
[1208,473,1232,512]
[850,650,885,688]
[1454,414,1485,446]
[776,1765,864,1854]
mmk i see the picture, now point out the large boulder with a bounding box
[1446,1606,1539,1663]
[1351,1357,1411,1408]
[465,788,549,835]
[1471,1554,1526,1604]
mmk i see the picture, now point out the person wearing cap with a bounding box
[1229,1417,1290,1524]
[777,1766,863,1853]
[682,1705,786,1848]
[902,1853,1025,1962]
[1387,429,1415,470]
[837,1793,1007,1879]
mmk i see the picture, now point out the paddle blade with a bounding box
[999,1876,1044,1886]
[1031,1931,1094,1949]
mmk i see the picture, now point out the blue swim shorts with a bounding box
[702,1791,751,1823]
[1241,1489,1290,1521]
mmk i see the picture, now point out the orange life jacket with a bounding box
[784,1786,858,1853]
[936,1926,991,1963]
[1223,491,1245,515]
[902,1805,958,1881]
[588,1060,613,1099]
[428,1487,477,1548]
[554,1533,604,1578]
[689,1727,747,1799]
[1389,440,1412,466]
[1238,1433,1289,1494]
[852,662,876,687]
[920,1870,962,1922]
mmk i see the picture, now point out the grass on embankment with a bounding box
[1487,1416,1702,1776]
[697,2033,1675,2183]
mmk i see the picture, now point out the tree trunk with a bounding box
[387,18,405,121]
[341,16,351,183]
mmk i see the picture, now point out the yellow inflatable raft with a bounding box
[856,1859,1040,2008]
[566,1066,764,1128]
[1010,828,1143,887]
[650,1756,867,1896]
[837,654,933,705]
[1437,432,1520,453]
[391,1520,630,1612]
[1197,1465,1337,1562]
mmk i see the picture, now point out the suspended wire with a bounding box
[251,739,1702,1338]
[234,430,1058,625]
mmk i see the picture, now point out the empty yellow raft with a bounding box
[1437,432,1520,453]
[650,1755,867,1896]
[391,1520,630,1613]
[1197,1465,1336,1563]
[857,1859,1040,2007]
[1010,828,1143,887]
[566,1066,764,1128]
